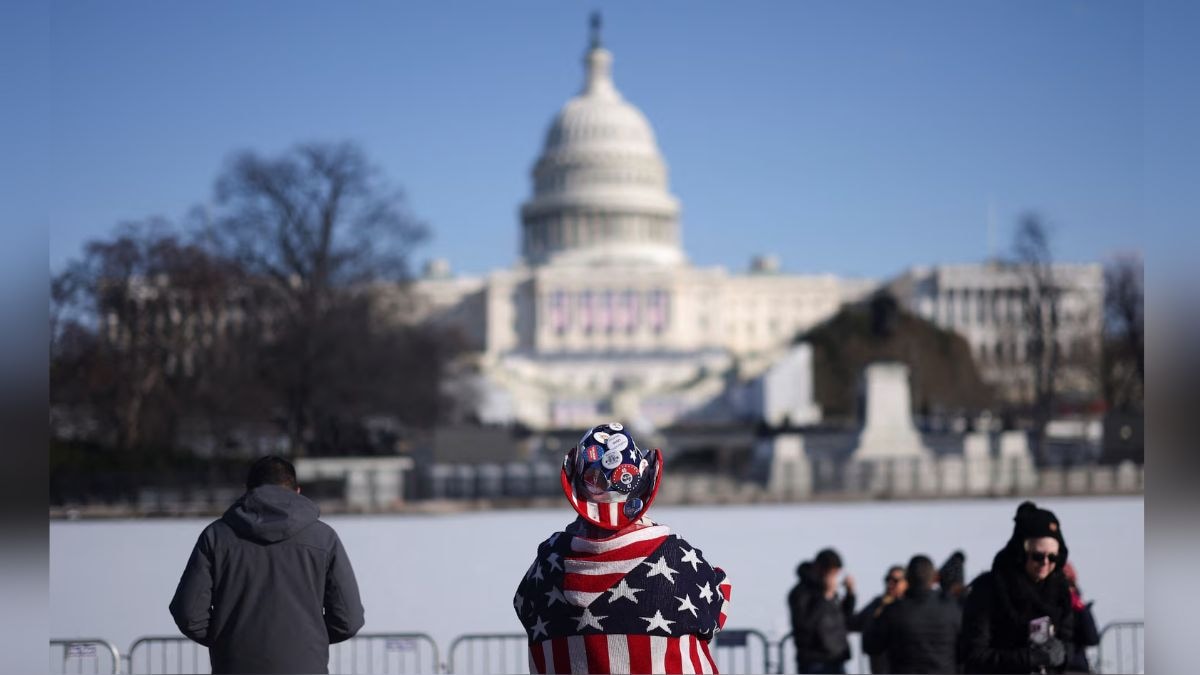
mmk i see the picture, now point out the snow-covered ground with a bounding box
[51,496,1142,670]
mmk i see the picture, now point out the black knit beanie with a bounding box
[1011,500,1069,565]
[938,550,965,588]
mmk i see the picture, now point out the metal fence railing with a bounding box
[775,631,870,674]
[329,633,440,675]
[56,619,1145,675]
[125,632,440,675]
[1093,620,1144,674]
[446,633,529,674]
[50,639,122,675]
[709,628,770,674]
[125,636,207,675]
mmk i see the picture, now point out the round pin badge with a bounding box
[601,449,623,470]
[609,422,624,431]
[593,431,610,444]
[612,463,639,487]
[606,433,629,453]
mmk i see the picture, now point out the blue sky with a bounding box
[25,1,1150,280]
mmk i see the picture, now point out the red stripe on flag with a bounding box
[689,635,704,674]
[551,637,571,675]
[664,636,682,673]
[627,634,652,675]
[700,640,717,674]
[571,535,666,563]
[530,641,547,674]
[562,572,625,593]
[584,634,611,674]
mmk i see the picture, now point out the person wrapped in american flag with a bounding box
[514,422,732,674]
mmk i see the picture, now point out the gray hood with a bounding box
[222,485,321,543]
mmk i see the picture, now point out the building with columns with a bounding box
[383,19,1103,432]
[382,21,873,432]
[888,262,1104,404]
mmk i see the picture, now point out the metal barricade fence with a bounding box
[50,639,122,675]
[710,628,770,674]
[60,619,1150,675]
[775,631,870,674]
[446,633,529,674]
[126,636,208,675]
[128,633,440,675]
[1094,620,1144,674]
[329,633,440,675]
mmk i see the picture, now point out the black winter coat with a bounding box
[863,587,962,674]
[849,595,891,674]
[788,575,856,668]
[1066,601,1100,673]
[960,560,1075,674]
[169,485,365,674]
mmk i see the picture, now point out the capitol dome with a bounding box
[520,17,684,267]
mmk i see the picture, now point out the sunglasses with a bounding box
[1027,552,1060,565]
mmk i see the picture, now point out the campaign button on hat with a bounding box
[607,434,629,453]
[612,463,639,487]
[601,449,623,470]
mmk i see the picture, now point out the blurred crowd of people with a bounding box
[787,502,1101,674]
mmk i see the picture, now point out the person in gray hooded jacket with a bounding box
[169,456,365,674]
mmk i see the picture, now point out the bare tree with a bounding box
[1103,253,1144,411]
[50,220,256,451]
[1012,214,1061,457]
[202,141,431,455]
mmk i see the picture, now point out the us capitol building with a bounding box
[380,20,1101,434]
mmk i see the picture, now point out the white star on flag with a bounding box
[607,579,643,604]
[642,556,680,583]
[680,546,702,571]
[531,563,545,582]
[576,607,607,631]
[548,533,561,547]
[547,552,563,572]
[676,593,699,617]
[698,581,714,602]
[513,592,524,611]
[642,609,676,634]
[545,586,567,607]
[530,615,549,640]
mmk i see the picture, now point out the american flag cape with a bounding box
[514,521,731,674]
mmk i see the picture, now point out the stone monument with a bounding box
[852,362,933,460]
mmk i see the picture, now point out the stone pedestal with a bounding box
[997,431,1037,493]
[852,363,933,461]
[1116,461,1141,492]
[764,433,812,500]
[938,456,966,495]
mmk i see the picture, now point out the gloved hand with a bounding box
[1029,637,1066,669]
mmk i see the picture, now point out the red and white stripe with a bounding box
[715,569,732,630]
[528,634,717,674]
[562,525,670,607]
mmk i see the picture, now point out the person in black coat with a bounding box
[1062,563,1101,673]
[169,456,365,674]
[864,555,962,674]
[849,565,906,674]
[788,548,857,674]
[961,501,1075,674]
[939,550,967,608]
